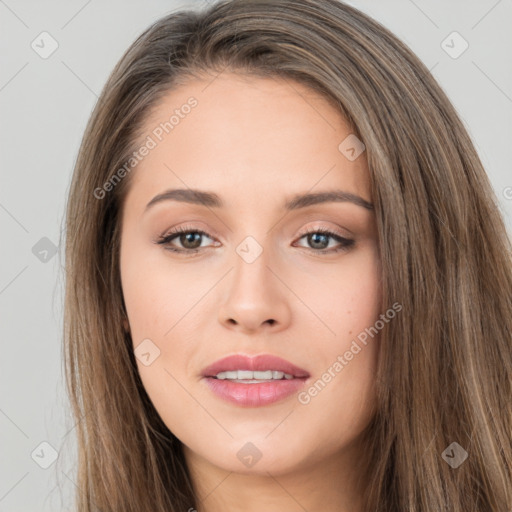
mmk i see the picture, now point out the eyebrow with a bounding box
[144,188,374,212]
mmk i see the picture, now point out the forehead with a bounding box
[123,72,371,212]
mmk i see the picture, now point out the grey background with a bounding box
[1,0,511,510]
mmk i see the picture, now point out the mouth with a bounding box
[200,354,310,407]
[211,369,298,383]
[201,353,310,381]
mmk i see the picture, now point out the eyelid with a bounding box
[157,222,218,239]
[298,224,350,239]
[156,224,218,246]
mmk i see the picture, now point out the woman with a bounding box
[62,0,512,510]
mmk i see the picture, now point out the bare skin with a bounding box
[119,72,382,512]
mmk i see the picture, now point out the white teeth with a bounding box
[253,370,273,379]
[238,370,253,380]
[214,370,295,380]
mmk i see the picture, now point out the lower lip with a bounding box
[203,377,307,407]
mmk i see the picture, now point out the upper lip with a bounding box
[201,354,310,378]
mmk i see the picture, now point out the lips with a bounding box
[201,354,310,379]
[201,354,310,407]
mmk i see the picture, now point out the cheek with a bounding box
[331,246,382,384]
[121,253,202,434]
[119,235,211,406]
[295,246,381,422]
[120,229,210,342]
[340,247,382,331]
[299,244,382,339]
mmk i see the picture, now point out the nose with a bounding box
[217,242,291,334]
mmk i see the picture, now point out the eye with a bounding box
[155,225,218,255]
[154,225,355,256]
[294,227,355,254]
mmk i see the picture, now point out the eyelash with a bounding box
[154,225,355,256]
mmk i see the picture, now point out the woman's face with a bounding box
[120,73,381,480]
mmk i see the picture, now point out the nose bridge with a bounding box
[230,233,273,296]
[217,231,290,331]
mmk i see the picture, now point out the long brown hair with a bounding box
[62,0,512,510]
